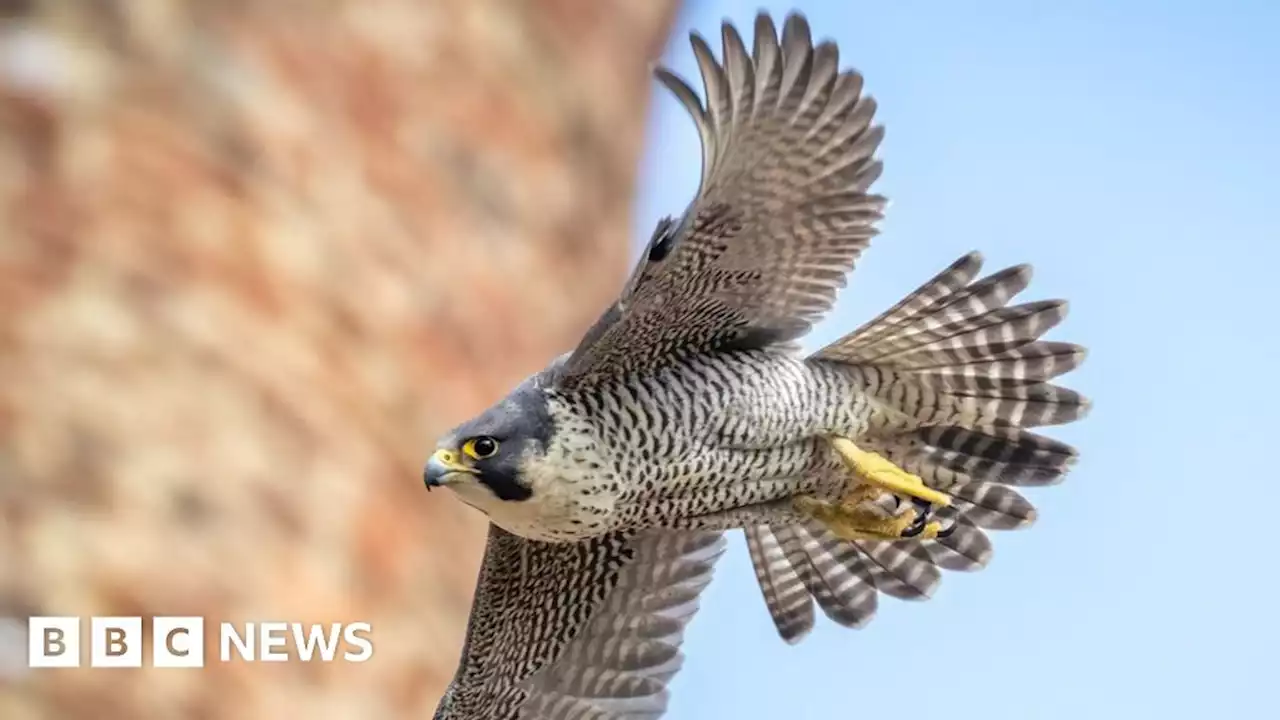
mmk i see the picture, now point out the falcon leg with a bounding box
[828,437,952,507]
[793,438,953,542]
[794,495,946,542]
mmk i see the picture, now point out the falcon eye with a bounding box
[463,436,499,460]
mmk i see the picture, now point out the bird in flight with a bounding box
[428,11,1088,718]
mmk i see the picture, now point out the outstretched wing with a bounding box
[559,12,886,388]
[434,525,725,720]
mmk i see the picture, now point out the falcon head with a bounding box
[423,373,555,508]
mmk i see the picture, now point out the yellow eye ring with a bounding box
[462,436,499,460]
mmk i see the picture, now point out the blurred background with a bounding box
[3,1,1279,719]
[0,0,674,717]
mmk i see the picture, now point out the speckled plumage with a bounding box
[429,11,1089,716]
[433,525,724,720]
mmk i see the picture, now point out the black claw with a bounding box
[900,509,929,538]
[900,497,947,539]
[936,522,958,539]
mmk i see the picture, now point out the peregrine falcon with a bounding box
[428,13,1089,712]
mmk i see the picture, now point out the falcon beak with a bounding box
[424,449,476,489]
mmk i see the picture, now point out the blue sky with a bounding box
[632,2,1280,718]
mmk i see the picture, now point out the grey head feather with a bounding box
[442,369,558,502]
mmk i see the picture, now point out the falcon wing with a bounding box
[559,12,885,387]
[434,524,725,720]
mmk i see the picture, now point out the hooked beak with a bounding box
[424,448,476,489]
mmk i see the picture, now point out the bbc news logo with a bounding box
[24,617,373,668]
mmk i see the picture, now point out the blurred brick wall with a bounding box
[0,0,679,717]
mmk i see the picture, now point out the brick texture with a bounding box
[0,1,679,717]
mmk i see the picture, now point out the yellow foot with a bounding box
[828,437,952,508]
[794,495,945,542]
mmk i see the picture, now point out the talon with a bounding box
[898,511,945,540]
[795,494,934,542]
[900,509,930,538]
[916,521,945,540]
[900,496,944,538]
[799,438,958,543]
[828,437,952,507]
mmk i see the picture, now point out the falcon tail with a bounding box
[812,250,1088,499]
[744,252,1087,643]
[746,519,945,643]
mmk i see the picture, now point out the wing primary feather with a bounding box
[691,32,730,166]
[558,10,889,386]
[721,21,755,131]
[778,14,814,107]
[752,13,783,116]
